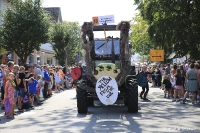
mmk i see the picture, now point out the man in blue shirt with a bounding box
[43,65,50,98]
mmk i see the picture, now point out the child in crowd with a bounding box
[161,75,172,98]
[4,73,16,119]
[170,71,175,98]
[27,77,38,107]
[173,69,184,102]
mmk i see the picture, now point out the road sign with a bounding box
[92,15,115,25]
[150,49,164,62]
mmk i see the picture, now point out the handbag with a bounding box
[5,99,11,114]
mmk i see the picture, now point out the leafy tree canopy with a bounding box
[130,13,154,55]
[0,0,51,65]
[50,21,81,66]
[133,0,200,60]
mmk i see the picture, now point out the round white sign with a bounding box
[96,76,118,105]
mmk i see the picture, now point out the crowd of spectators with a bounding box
[0,61,78,119]
[141,60,200,105]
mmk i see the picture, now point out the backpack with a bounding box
[136,72,148,87]
[22,93,29,109]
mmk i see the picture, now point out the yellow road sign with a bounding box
[150,49,164,62]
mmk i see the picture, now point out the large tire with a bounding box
[77,86,88,113]
[128,82,138,113]
[87,98,94,106]
[123,98,128,106]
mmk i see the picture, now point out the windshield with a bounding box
[94,39,120,55]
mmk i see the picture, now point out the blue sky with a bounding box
[42,0,137,37]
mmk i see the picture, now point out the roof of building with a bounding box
[40,43,53,52]
[44,7,62,23]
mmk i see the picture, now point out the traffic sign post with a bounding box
[150,49,164,62]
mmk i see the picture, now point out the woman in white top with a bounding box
[54,68,60,92]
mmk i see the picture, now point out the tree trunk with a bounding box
[19,55,27,66]
[65,51,68,70]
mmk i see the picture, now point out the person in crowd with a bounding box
[130,66,136,75]
[36,75,43,105]
[13,65,20,114]
[66,68,73,89]
[34,65,42,79]
[165,63,171,75]
[2,61,14,110]
[27,77,38,108]
[0,65,5,109]
[151,68,156,87]
[155,68,162,87]
[54,67,60,92]
[172,69,184,102]
[48,69,54,96]
[193,63,199,103]
[172,64,177,75]
[161,75,172,98]
[180,65,186,97]
[139,66,152,100]
[4,73,16,119]
[182,63,199,105]
[43,65,50,98]
[59,67,65,91]
[18,66,27,111]
[147,67,152,83]
[196,61,200,100]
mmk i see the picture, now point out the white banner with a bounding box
[173,58,177,64]
[96,76,118,105]
[98,15,115,25]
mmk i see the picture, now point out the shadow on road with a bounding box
[1,89,200,133]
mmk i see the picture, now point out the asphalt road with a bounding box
[0,85,200,133]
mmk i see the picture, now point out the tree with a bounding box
[0,0,51,65]
[50,21,80,66]
[130,13,154,55]
[133,0,200,60]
